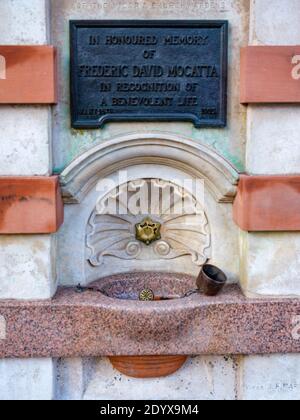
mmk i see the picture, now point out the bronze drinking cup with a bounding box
[196,264,227,296]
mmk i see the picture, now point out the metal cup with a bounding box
[196,264,227,296]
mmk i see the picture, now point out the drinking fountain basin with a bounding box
[85,272,198,378]
[89,272,197,302]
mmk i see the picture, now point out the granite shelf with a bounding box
[0,284,299,358]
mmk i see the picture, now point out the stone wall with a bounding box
[0,0,56,400]
[0,0,300,401]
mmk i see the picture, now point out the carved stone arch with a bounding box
[60,132,239,204]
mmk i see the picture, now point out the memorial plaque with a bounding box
[70,21,228,128]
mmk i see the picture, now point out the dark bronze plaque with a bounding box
[70,21,228,128]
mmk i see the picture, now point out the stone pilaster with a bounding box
[240,0,300,297]
[238,0,300,400]
[0,0,55,400]
[0,0,56,300]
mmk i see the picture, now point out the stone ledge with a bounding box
[0,46,57,104]
[240,46,300,104]
[0,285,299,358]
[0,176,64,234]
[233,175,300,231]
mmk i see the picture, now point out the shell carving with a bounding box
[86,179,211,267]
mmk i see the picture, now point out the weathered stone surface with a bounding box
[0,0,49,45]
[0,106,51,176]
[240,0,300,303]
[250,0,300,45]
[0,235,57,300]
[240,355,300,401]
[0,358,54,400]
[0,2,56,402]
[0,0,51,176]
[246,1,300,175]
[56,358,96,400]
[246,106,300,175]
[240,231,300,297]
[83,356,237,400]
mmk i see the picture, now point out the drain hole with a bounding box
[138,288,198,301]
[139,289,180,301]
[139,289,155,301]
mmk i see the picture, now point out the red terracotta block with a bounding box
[109,356,188,378]
[240,46,300,103]
[0,177,64,234]
[0,46,57,104]
[233,175,300,232]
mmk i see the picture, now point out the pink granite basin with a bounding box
[89,272,198,378]
[89,272,197,301]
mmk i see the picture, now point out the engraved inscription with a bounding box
[71,21,228,128]
[75,0,230,13]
